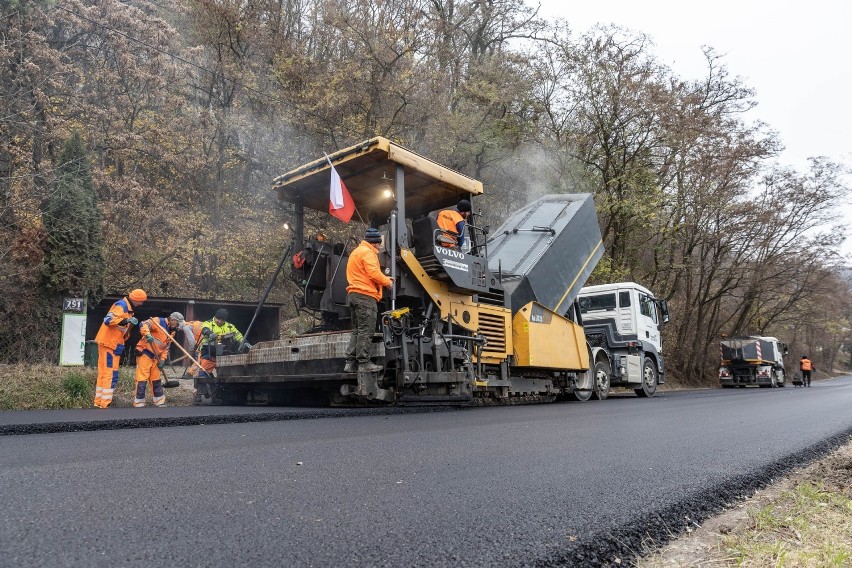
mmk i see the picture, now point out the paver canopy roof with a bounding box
[273,137,483,219]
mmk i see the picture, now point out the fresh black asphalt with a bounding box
[1,376,850,567]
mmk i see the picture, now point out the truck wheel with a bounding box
[776,370,785,387]
[592,361,611,400]
[634,359,658,398]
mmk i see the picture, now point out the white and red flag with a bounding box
[326,155,355,223]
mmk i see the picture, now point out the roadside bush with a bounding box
[62,371,91,399]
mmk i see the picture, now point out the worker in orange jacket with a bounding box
[343,228,393,373]
[179,319,207,378]
[800,355,814,387]
[436,199,472,248]
[93,289,147,408]
[133,313,182,407]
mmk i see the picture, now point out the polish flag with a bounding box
[327,157,355,223]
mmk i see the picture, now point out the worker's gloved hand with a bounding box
[239,342,252,353]
[201,328,211,337]
[157,360,165,370]
[208,332,218,341]
[145,334,154,343]
[128,317,138,326]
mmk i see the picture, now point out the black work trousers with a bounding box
[345,292,378,364]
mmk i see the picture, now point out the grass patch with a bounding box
[0,364,97,410]
[0,363,196,409]
[639,438,852,568]
[724,481,852,567]
[62,370,90,399]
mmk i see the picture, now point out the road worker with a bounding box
[198,308,248,378]
[133,313,182,407]
[180,319,206,352]
[800,355,814,387]
[179,318,207,379]
[93,289,146,408]
[343,227,393,373]
[436,199,472,248]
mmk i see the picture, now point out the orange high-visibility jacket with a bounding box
[94,297,135,350]
[346,240,392,301]
[136,317,175,360]
[437,209,465,247]
[182,320,206,351]
[800,358,813,371]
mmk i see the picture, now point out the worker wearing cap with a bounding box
[343,228,393,373]
[800,355,814,387]
[93,289,146,409]
[198,309,246,378]
[436,199,472,248]
[133,313,182,407]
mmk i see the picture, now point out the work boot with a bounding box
[358,362,383,373]
[343,361,357,373]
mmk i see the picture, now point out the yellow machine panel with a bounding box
[400,248,512,364]
[399,248,476,332]
[476,303,513,364]
[512,302,589,370]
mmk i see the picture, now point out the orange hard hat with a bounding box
[128,289,148,303]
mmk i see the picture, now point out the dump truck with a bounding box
[577,282,670,399]
[200,137,604,405]
[718,336,788,388]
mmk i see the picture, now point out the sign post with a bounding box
[59,297,87,366]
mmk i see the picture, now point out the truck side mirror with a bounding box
[658,299,670,324]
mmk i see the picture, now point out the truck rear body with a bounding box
[719,336,788,388]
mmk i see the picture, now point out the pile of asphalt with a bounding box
[539,427,852,567]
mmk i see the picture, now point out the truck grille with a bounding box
[586,332,607,348]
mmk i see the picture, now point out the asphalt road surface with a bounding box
[2,376,851,567]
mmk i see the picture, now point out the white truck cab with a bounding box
[577,282,670,398]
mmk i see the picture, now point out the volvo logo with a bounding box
[435,246,464,259]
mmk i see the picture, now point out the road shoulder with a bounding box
[639,435,852,567]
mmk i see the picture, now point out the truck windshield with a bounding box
[578,293,616,313]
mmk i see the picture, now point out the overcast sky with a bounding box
[535,0,852,258]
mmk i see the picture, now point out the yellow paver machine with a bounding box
[202,137,604,405]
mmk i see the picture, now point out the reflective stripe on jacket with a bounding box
[137,317,175,360]
[95,297,134,350]
[437,209,465,247]
[346,240,391,301]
